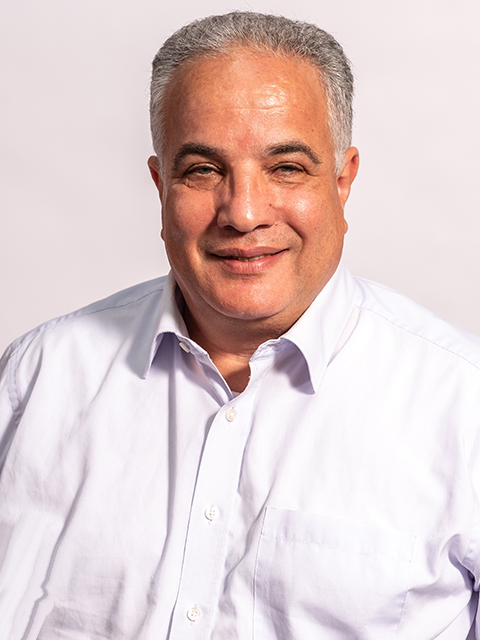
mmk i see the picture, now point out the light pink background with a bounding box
[1,0,479,353]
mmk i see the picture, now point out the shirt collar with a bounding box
[280,259,358,392]
[142,271,191,378]
[144,261,358,389]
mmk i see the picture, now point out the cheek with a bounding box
[161,195,221,277]
[161,190,210,243]
[285,196,346,267]
[279,191,336,239]
[304,184,345,229]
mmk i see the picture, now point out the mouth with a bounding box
[211,247,285,260]
[227,253,280,262]
[209,247,287,273]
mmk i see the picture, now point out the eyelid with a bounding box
[185,161,220,174]
[272,161,305,171]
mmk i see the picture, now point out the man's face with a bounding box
[149,48,358,333]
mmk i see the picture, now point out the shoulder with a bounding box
[353,275,480,370]
[0,278,170,452]
[2,277,168,385]
[10,277,166,349]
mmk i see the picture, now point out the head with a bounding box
[150,12,354,174]
[147,13,359,347]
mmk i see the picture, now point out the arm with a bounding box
[0,345,19,475]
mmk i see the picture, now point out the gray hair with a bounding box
[150,11,354,172]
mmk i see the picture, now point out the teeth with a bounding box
[234,254,267,262]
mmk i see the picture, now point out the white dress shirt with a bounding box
[1,261,480,639]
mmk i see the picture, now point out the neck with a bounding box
[183,304,291,393]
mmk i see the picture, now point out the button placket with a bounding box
[225,407,237,422]
[168,393,256,636]
[186,606,201,622]
[204,505,219,522]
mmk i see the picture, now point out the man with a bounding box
[0,11,479,639]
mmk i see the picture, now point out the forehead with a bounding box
[172,48,323,98]
[160,48,330,147]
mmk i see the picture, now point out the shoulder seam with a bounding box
[16,283,166,345]
[357,303,480,372]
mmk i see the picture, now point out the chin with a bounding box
[211,298,289,323]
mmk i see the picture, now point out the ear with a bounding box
[337,147,359,209]
[147,155,164,199]
[148,155,166,240]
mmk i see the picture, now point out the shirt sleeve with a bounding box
[0,344,20,475]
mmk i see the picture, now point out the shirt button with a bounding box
[186,606,201,622]
[179,341,190,353]
[205,505,219,521]
[225,407,237,422]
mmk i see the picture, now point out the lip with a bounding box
[210,246,287,274]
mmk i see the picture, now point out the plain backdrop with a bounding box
[1,0,479,354]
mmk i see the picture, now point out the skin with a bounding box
[148,48,359,391]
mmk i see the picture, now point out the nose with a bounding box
[216,169,275,232]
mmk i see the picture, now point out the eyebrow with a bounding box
[264,142,322,166]
[171,140,322,172]
[172,143,223,172]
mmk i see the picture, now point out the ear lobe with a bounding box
[337,147,359,207]
[147,155,163,198]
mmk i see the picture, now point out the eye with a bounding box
[182,163,223,189]
[185,164,218,177]
[271,162,306,182]
[283,164,301,171]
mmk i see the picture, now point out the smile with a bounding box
[209,248,287,274]
[211,247,285,260]
[231,254,271,262]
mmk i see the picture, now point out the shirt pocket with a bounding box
[253,507,416,640]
